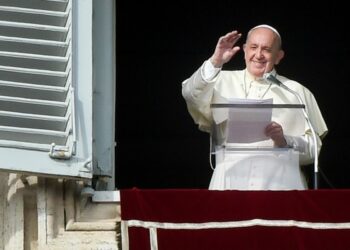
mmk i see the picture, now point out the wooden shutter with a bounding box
[0,0,94,179]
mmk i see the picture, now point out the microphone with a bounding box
[263,71,320,189]
[263,72,283,86]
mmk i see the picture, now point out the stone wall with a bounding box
[0,172,120,250]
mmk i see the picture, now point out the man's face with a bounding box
[243,28,284,78]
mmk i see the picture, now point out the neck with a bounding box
[245,70,263,82]
[243,70,273,99]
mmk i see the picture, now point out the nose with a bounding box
[256,48,264,58]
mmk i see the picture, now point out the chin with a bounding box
[250,69,264,78]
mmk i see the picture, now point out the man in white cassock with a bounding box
[182,24,328,190]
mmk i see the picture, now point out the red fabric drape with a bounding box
[121,189,350,250]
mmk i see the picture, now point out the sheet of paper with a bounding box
[226,98,273,143]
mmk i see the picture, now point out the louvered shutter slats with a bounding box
[0,0,72,151]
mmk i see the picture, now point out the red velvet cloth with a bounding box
[121,189,350,250]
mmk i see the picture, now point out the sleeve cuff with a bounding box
[201,59,221,82]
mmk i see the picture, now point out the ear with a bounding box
[275,50,285,65]
[243,43,247,52]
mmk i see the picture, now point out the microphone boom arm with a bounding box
[264,73,319,189]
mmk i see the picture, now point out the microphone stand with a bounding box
[264,74,319,189]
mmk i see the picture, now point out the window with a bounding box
[0,0,115,184]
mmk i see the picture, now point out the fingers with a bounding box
[212,31,241,67]
[230,46,241,56]
[265,122,287,147]
[221,46,240,63]
[265,122,282,135]
[219,31,242,46]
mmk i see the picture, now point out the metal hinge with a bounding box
[49,142,74,159]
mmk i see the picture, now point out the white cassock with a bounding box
[182,61,328,190]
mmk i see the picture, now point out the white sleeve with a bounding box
[201,60,221,82]
[284,133,322,166]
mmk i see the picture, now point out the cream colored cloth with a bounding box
[182,61,328,190]
[210,148,305,190]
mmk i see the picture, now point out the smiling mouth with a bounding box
[252,61,266,67]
